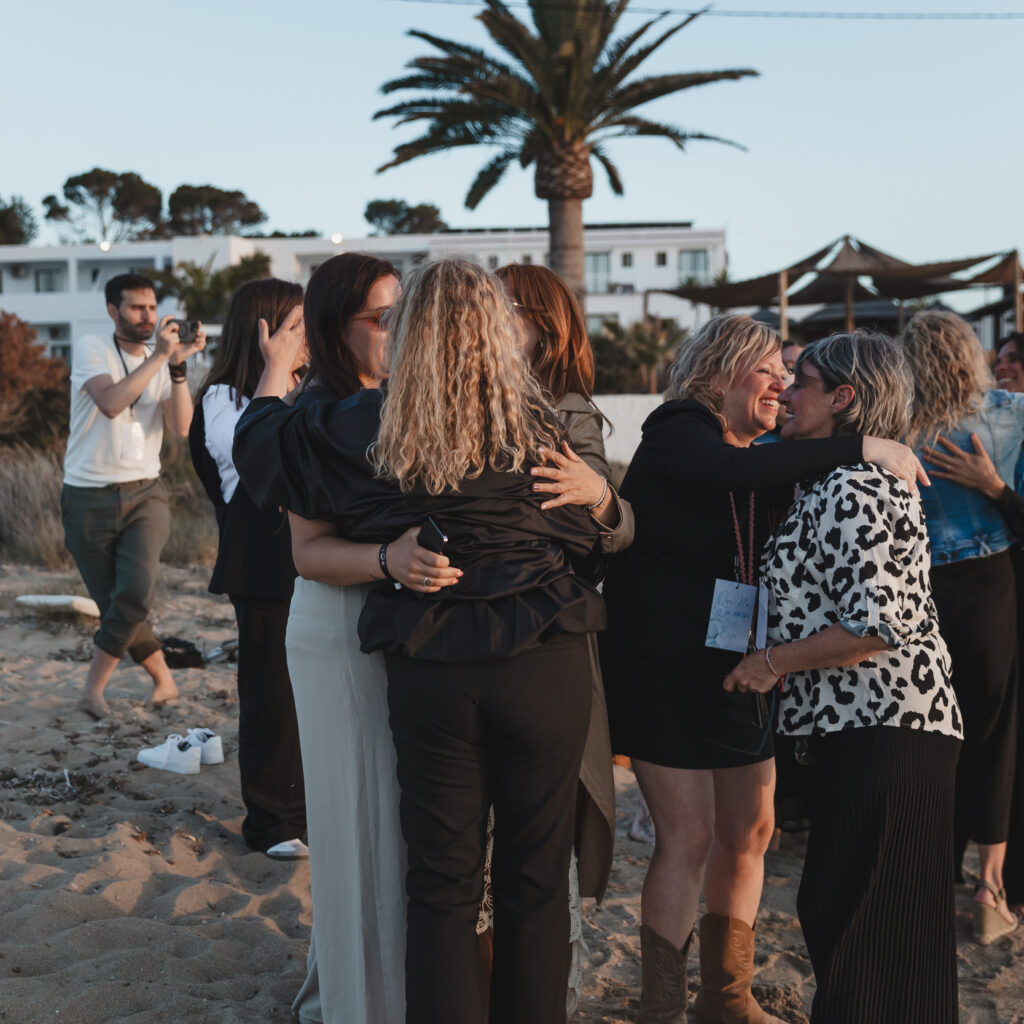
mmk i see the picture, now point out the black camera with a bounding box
[173,319,200,344]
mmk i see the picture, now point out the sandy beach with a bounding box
[1,563,1021,1024]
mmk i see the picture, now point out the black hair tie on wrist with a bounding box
[168,362,188,382]
[378,542,397,583]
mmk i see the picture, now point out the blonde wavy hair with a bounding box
[372,258,560,493]
[900,310,994,445]
[667,314,781,430]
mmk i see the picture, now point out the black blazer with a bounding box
[188,395,296,602]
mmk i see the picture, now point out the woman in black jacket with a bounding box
[188,278,308,858]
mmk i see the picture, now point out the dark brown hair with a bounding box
[495,263,594,403]
[304,252,399,399]
[196,277,304,408]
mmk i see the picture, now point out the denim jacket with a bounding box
[915,390,1024,565]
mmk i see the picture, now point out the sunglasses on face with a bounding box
[350,307,394,328]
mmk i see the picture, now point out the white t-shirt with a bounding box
[202,383,248,503]
[63,333,171,487]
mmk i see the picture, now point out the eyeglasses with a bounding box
[350,307,394,328]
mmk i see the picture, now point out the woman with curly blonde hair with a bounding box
[902,309,1024,943]
[599,314,925,1023]
[236,257,605,1024]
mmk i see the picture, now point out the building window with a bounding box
[487,255,499,270]
[621,252,633,268]
[655,251,667,267]
[34,268,66,293]
[584,252,611,294]
[522,254,532,265]
[51,344,72,364]
[48,324,70,341]
[586,312,619,335]
[679,248,711,283]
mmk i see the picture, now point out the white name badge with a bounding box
[705,579,758,653]
[120,419,146,462]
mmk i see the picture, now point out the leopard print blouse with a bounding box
[762,464,963,739]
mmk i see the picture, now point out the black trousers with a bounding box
[798,726,960,1024]
[385,634,591,1024]
[230,595,306,852]
[931,551,1019,848]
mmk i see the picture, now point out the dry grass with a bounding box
[0,446,72,568]
[0,439,217,570]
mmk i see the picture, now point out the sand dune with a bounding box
[0,564,1021,1023]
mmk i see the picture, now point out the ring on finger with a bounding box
[423,576,431,587]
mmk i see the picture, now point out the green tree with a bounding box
[0,195,38,244]
[592,315,686,393]
[147,251,272,321]
[167,184,267,236]
[374,1,757,303]
[364,198,448,235]
[42,168,162,242]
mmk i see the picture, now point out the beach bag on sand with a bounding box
[161,637,206,668]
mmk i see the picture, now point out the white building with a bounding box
[0,222,725,359]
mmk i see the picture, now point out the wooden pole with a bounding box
[778,269,789,340]
[845,276,855,331]
[1015,251,1023,332]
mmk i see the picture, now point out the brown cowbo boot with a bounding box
[637,923,693,1023]
[691,914,784,1024]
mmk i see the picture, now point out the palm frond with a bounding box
[590,142,624,195]
[465,149,520,209]
[607,69,759,117]
[597,116,746,151]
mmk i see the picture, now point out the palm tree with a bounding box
[374,0,757,303]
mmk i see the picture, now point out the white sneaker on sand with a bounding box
[184,727,224,765]
[265,838,309,860]
[137,735,201,775]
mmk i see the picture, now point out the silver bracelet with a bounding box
[585,476,609,512]
[764,645,783,677]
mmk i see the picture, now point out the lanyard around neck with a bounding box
[112,334,140,414]
[728,491,756,585]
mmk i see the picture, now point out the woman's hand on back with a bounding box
[921,433,1006,500]
[386,525,462,593]
[530,442,607,511]
[862,436,930,494]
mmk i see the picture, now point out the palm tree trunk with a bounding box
[547,198,586,313]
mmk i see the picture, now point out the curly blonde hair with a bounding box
[900,310,994,445]
[667,314,781,430]
[372,258,560,493]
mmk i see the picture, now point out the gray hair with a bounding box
[797,330,913,440]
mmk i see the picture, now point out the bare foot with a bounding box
[150,681,179,705]
[78,692,112,720]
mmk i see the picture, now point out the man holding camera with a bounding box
[62,273,206,718]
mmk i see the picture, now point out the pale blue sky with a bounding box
[2,0,1020,286]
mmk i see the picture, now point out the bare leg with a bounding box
[703,760,777,927]
[633,759,715,947]
[976,841,1016,925]
[139,648,178,705]
[79,647,120,718]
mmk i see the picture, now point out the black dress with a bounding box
[599,399,862,770]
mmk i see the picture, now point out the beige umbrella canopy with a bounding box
[665,235,1020,338]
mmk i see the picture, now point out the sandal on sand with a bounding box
[974,881,1020,945]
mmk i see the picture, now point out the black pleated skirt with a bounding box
[797,726,961,1024]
